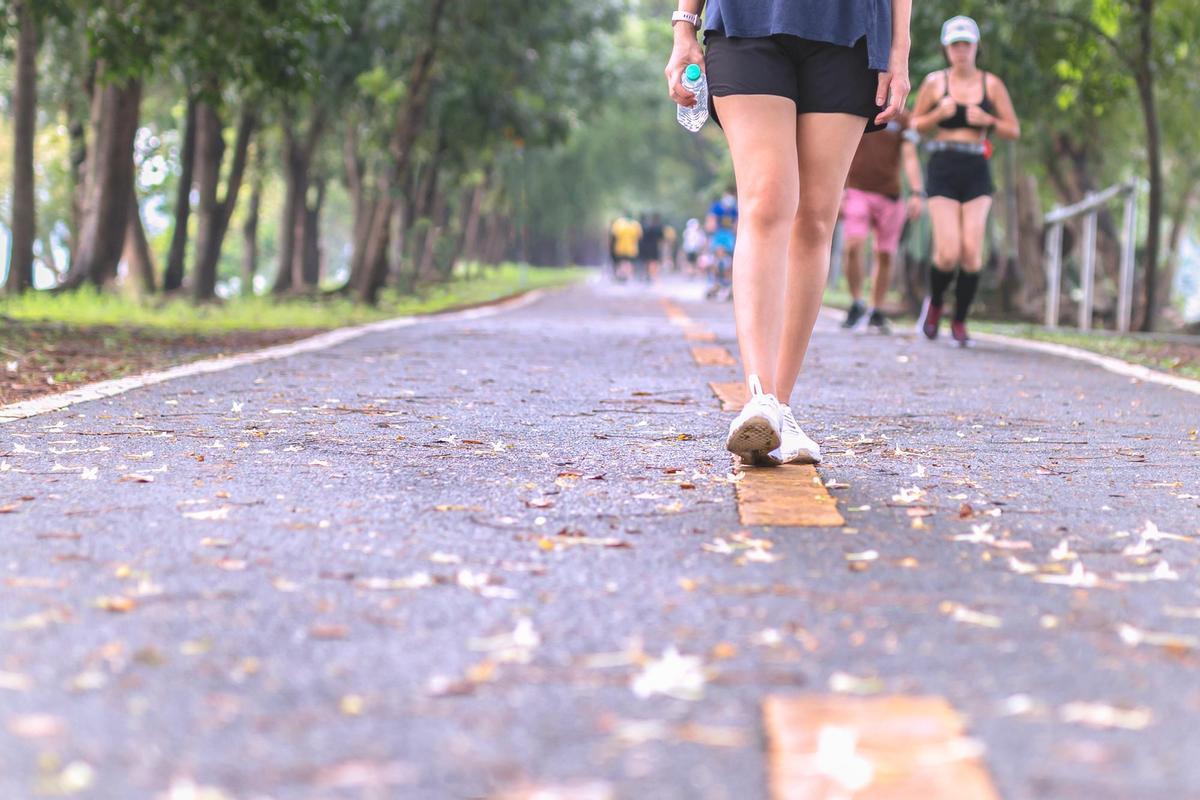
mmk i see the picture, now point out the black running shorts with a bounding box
[704,33,884,133]
[925,151,994,203]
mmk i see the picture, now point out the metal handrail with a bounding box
[1043,178,1139,332]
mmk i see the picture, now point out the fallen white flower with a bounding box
[1113,561,1179,583]
[891,486,925,505]
[631,647,706,701]
[1034,562,1099,588]
[1059,701,1152,730]
[1117,623,1199,650]
[1007,557,1038,575]
[1049,538,1076,561]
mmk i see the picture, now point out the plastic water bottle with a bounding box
[676,64,708,132]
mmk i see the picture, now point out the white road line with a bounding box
[973,330,1200,396]
[818,305,1200,397]
[0,289,547,424]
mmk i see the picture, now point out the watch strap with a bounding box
[671,11,701,29]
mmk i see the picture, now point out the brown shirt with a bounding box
[846,111,911,199]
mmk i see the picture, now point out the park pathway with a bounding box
[2,275,1199,799]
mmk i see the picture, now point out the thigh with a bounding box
[959,195,993,264]
[840,188,872,244]
[795,113,867,223]
[927,197,963,253]
[714,95,800,216]
[871,195,907,254]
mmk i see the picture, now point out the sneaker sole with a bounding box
[726,415,782,463]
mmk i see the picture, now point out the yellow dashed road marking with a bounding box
[709,381,748,411]
[685,327,717,342]
[708,382,843,527]
[692,346,737,367]
[763,695,1000,800]
[736,465,845,527]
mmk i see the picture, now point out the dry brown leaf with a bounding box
[310,624,349,640]
[95,596,136,613]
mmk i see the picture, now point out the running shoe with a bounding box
[951,320,973,347]
[763,405,822,465]
[726,375,782,465]
[917,297,942,340]
[842,300,867,329]
[866,309,892,335]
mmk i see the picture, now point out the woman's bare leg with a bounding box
[712,95,799,396]
[958,196,993,272]
[775,113,868,406]
[928,198,963,272]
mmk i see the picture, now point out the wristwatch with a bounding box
[672,11,701,29]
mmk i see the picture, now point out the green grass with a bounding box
[0,264,586,334]
[970,322,1200,380]
[821,287,1200,381]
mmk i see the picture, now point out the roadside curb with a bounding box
[818,304,1200,397]
[972,330,1200,396]
[0,288,551,424]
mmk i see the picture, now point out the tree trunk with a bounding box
[343,119,372,292]
[163,94,197,292]
[273,108,326,293]
[1135,4,1163,331]
[241,147,264,295]
[300,178,327,287]
[192,100,256,301]
[1162,169,1198,316]
[67,59,95,264]
[456,176,487,272]
[6,0,39,294]
[61,71,142,289]
[357,0,449,305]
[123,183,156,294]
[1015,173,1046,318]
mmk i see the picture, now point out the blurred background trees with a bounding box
[0,0,1197,329]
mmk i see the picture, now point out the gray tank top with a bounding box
[705,0,893,71]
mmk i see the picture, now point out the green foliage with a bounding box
[0,265,585,331]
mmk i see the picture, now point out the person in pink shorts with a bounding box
[839,110,924,334]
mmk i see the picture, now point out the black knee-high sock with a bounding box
[929,266,956,307]
[954,270,980,322]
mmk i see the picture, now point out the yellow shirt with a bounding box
[611,218,643,259]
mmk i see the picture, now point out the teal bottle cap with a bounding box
[684,64,702,82]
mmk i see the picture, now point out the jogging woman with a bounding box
[912,16,1020,346]
[666,1,911,466]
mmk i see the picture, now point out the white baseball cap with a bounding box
[941,15,980,46]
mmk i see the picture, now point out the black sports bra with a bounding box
[938,70,995,130]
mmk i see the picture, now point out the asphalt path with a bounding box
[2,275,1198,799]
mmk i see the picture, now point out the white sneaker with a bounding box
[768,406,822,465]
[725,375,782,465]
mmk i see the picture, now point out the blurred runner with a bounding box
[640,212,666,283]
[609,212,642,283]
[911,15,1020,346]
[706,188,738,242]
[839,110,925,334]
[662,220,678,272]
[706,226,736,301]
[681,217,707,277]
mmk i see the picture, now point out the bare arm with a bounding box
[665,1,707,106]
[986,75,1021,140]
[875,0,912,123]
[902,139,923,194]
[911,75,949,135]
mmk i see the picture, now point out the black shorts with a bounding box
[704,33,884,133]
[926,151,994,203]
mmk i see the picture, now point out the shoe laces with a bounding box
[780,406,801,435]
